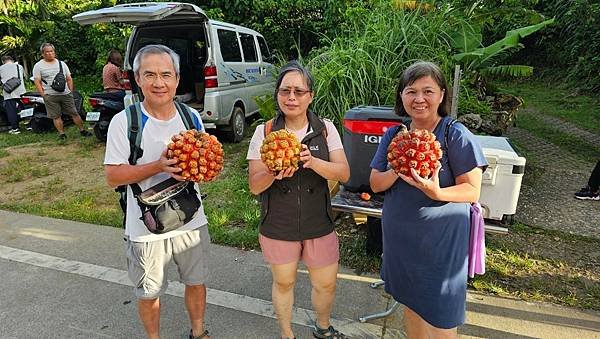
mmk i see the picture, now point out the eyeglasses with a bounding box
[277,88,311,97]
[142,72,176,83]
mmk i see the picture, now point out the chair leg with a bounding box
[358,301,400,323]
[358,280,400,322]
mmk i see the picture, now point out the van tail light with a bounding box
[89,98,102,108]
[21,97,31,105]
[343,120,402,136]
[204,65,218,88]
[121,70,131,90]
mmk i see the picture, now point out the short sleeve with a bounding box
[32,63,41,79]
[324,119,343,152]
[104,111,130,166]
[247,124,265,160]
[63,62,71,77]
[188,107,204,132]
[370,127,397,172]
[447,123,488,176]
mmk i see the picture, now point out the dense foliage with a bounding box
[529,0,600,92]
[1,0,590,117]
[0,0,130,80]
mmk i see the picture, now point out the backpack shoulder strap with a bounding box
[443,118,458,154]
[57,59,63,74]
[126,102,144,166]
[391,122,408,138]
[443,118,459,177]
[174,101,199,130]
[320,118,329,138]
[263,118,274,137]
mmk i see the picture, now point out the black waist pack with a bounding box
[50,60,66,92]
[2,64,21,93]
[135,178,201,234]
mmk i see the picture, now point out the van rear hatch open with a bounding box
[72,2,208,25]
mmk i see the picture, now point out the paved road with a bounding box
[1,210,599,338]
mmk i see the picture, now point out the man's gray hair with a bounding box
[133,44,180,76]
[40,42,55,53]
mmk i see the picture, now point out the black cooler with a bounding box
[342,105,408,193]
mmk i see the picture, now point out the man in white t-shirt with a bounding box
[104,45,211,339]
[32,42,91,139]
[0,55,26,134]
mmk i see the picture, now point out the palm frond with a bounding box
[481,65,533,78]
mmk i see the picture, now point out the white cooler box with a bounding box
[475,135,526,223]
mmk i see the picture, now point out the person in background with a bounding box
[574,160,600,200]
[103,49,125,94]
[247,61,350,339]
[32,42,91,139]
[370,61,487,338]
[0,55,26,134]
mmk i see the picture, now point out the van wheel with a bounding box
[225,107,246,143]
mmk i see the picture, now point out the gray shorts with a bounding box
[44,93,78,119]
[126,226,211,299]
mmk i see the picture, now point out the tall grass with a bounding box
[307,2,454,127]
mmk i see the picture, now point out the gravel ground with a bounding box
[504,109,599,239]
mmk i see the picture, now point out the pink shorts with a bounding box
[259,231,340,268]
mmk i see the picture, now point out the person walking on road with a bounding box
[32,42,91,139]
[104,44,211,339]
[0,55,26,134]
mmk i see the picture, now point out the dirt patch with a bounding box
[0,142,109,207]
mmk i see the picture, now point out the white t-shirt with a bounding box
[104,102,208,242]
[0,62,26,99]
[247,118,344,160]
[32,59,71,95]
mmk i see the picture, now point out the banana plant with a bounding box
[449,17,555,96]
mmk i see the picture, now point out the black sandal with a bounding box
[189,329,209,339]
[313,325,348,339]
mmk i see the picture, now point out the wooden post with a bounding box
[450,65,461,118]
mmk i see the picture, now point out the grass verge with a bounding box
[515,112,599,163]
[498,79,600,134]
[470,223,600,311]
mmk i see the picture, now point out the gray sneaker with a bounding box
[8,129,21,135]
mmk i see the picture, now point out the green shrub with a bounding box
[306,1,454,128]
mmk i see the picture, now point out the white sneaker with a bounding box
[8,129,21,135]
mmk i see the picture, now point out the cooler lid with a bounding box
[476,135,526,166]
[344,105,400,121]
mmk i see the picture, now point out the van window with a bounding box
[257,36,271,61]
[217,29,242,62]
[240,33,258,62]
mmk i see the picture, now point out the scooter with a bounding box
[19,90,86,133]
[87,90,125,141]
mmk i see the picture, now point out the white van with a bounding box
[73,2,275,142]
